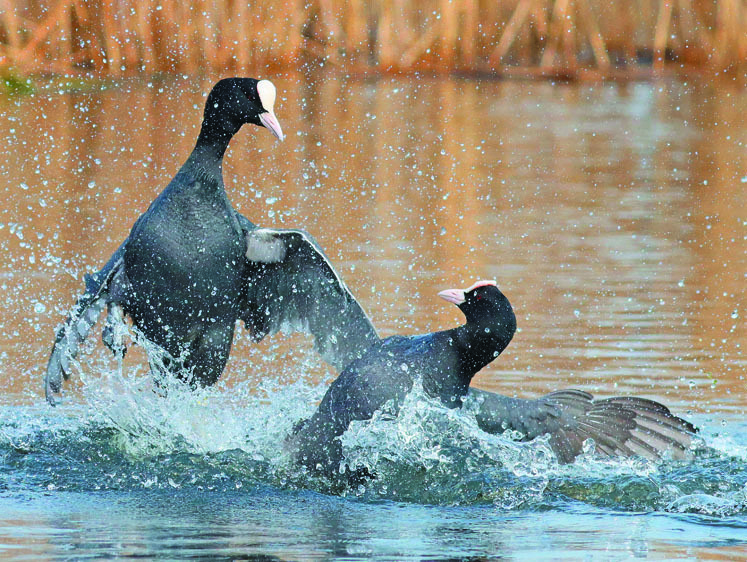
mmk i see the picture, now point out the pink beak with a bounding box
[259,111,284,141]
[438,288,466,305]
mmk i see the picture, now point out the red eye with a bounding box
[476,295,483,301]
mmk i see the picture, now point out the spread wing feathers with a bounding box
[45,243,127,406]
[470,388,697,464]
[241,228,380,372]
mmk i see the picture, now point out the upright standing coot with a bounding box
[45,78,379,404]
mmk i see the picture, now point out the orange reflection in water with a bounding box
[0,74,743,411]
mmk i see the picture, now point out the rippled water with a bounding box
[0,74,745,558]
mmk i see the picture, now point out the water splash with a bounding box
[2,340,746,514]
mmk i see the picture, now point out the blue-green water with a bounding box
[2,366,747,559]
[1,74,745,558]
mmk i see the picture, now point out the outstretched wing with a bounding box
[468,387,697,463]
[45,242,128,406]
[240,227,380,372]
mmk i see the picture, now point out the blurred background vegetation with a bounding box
[0,0,745,80]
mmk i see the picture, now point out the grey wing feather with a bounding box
[45,243,127,406]
[241,227,379,372]
[468,387,697,463]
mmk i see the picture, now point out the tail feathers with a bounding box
[544,390,697,463]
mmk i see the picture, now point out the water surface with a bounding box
[0,74,745,559]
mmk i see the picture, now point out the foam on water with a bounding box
[2,333,746,514]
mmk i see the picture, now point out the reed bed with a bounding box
[0,0,745,77]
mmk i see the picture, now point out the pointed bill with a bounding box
[438,288,466,305]
[259,111,284,141]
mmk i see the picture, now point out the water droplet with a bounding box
[34,302,46,314]
[573,310,580,318]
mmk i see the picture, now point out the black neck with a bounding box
[448,323,512,380]
[185,122,237,186]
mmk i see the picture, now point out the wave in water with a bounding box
[2,351,746,516]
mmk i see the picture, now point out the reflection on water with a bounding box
[0,73,745,559]
[0,74,743,409]
[2,488,745,560]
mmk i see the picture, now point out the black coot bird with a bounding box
[45,78,378,405]
[291,280,697,477]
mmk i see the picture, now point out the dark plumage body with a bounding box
[292,281,517,474]
[122,159,248,385]
[46,78,378,402]
[292,281,697,478]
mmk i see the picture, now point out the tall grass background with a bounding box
[0,0,745,77]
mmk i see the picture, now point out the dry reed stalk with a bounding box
[1,0,745,77]
[100,1,121,74]
[652,0,715,69]
[539,0,611,69]
[461,0,478,64]
[136,0,154,72]
[532,1,549,38]
[376,0,394,69]
[175,1,193,73]
[393,0,416,53]
[150,0,171,71]
[121,2,139,70]
[215,0,228,67]
[439,0,459,66]
[318,0,344,63]
[71,0,103,70]
[576,0,609,67]
[1,0,20,65]
[56,1,70,67]
[561,0,578,67]
[15,0,65,67]
[293,0,311,63]
[234,0,250,71]
[678,0,714,65]
[259,0,277,65]
[541,0,572,68]
[653,0,673,69]
[489,0,533,65]
[214,0,230,69]
[714,0,745,66]
[192,0,207,71]
[399,18,439,68]
[343,0,368,62]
